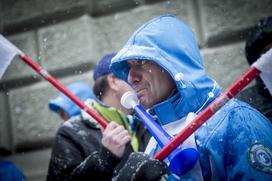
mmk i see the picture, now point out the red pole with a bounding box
[19,53,108,128]
[154,67,261,160]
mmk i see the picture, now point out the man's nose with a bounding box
[128,67,140,86]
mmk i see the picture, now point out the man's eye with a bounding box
[140,60,147,65]
[136,60,147,66]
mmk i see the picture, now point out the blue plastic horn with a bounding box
[121,91,199,176]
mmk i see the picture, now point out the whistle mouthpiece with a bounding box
[121,91,139,109]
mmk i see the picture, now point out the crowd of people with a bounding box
[2,15,271,181]
[0,15,272,181]
[47,15,272,181]
[45,15,272,181]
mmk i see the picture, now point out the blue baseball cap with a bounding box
[93,53,116,81]
[48,81,95,117]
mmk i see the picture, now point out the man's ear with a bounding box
[107,74,119,91]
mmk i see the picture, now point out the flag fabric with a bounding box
[0,34,22,78]
[252,48,272,95]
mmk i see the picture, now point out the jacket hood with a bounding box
[110,15,221,125]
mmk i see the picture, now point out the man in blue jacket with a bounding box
[110,15,272,180]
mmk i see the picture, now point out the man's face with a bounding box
[127,59,175,109]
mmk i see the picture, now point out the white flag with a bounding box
[252,48,272,95]
[0,34,23,78]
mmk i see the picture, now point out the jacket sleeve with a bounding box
[69,146,121,180]
[112,152,169,181]
[201,102,272,180]
[46,126,121,181]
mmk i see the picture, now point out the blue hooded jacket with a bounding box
[110,15,272,180]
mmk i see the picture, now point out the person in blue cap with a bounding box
[47,54,138,181]
[110,15,272,180]
[48,81,95,121]
[237,16,272,122]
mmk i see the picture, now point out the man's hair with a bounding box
[93,74,109,101]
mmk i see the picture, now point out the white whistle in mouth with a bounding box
[121,91,139,109]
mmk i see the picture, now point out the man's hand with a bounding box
[101,122,131,158]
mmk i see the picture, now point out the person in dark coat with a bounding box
[236,16,272,122]
[46,54,135,181]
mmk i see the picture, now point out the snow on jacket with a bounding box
[110,14,272,180]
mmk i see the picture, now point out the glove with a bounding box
[113,152,169,181]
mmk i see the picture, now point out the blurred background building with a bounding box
[0,0,271,180]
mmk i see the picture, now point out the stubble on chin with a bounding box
[139,97,147,108]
